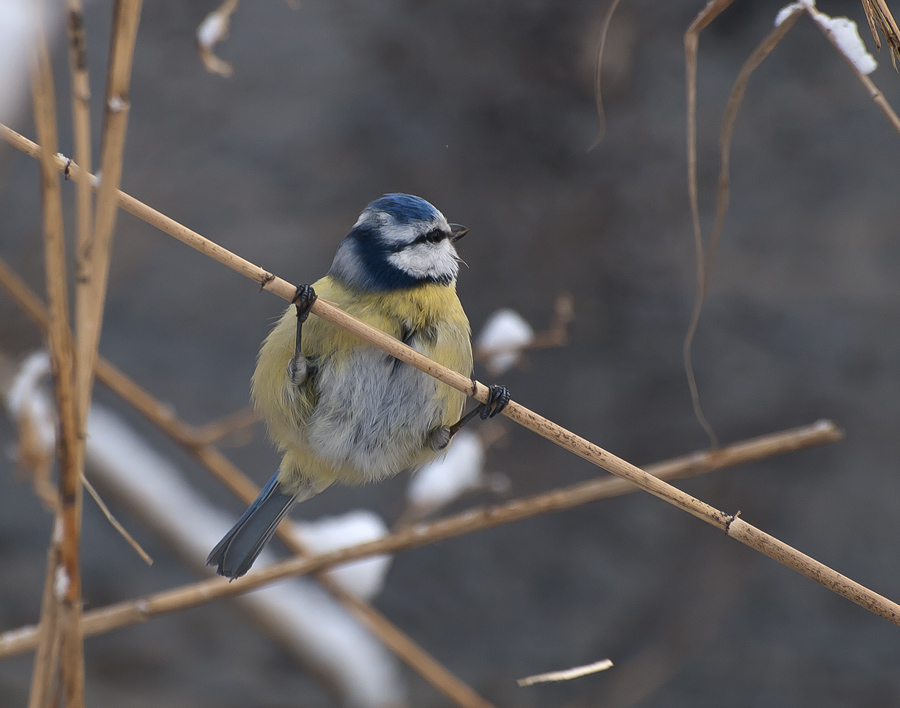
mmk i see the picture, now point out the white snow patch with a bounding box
[407,430,485,516]
[0,1,40,124]
[475,308,534,375]
[776,0,877,74]
[196,9,229,49]
[54,566,69,599]
[5,351,56,452]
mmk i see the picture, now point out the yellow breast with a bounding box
[251,276,473,487]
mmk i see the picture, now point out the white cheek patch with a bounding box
[388,240,459,281]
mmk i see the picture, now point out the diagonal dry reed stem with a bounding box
[0,418,843,659]
[805,6,900,136]
[191,406,260,445]
[3,125,899,625]
[30,26,85,708]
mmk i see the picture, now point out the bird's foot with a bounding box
[292,284,317,322]
[446,384,511,439]
[288,284,317,387]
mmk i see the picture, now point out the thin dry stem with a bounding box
[65,0,94,313]
[4,124,899,631]
[81,476,153,565]
[589,0,624,149]
[0,419,845,659]
[192,406,260,445]
[861,0,900,63]
[805,7,900,135]
[30,27,85,708]
[26,522,62,708]
[73,0,142,431]
[682,0,735,450]
[711,10,801,302]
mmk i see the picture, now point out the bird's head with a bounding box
[328,194,468,292]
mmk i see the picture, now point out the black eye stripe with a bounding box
[380,228,447,252]
[419,228,446,244]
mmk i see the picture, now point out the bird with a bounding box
[208,194,509,578]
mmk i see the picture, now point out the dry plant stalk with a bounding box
[682,0,900,449]
[1,122,895,624]
[26,522,63,708]
[589,0,624,149]
[73,0,141,428]
[73,0,142,430]
[0,418,844,659]
[65,0,94,306]
[861,0,900,61]
[30,26,85,708]
[806,6,900,133]
[192,406,260,445]
[681,0,735,449]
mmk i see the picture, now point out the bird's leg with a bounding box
[286,284,317,387]
[429,384,510,451]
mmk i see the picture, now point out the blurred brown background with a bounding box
[2,0,900,705]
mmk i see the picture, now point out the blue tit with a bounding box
[208,194,509,578]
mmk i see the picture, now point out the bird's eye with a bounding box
[424,229,445,244]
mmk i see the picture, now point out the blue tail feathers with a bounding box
[207,473,297,579]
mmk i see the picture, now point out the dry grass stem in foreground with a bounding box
[0,419,843,659]
[1,122,893,622]
[26,523,63,708]
[65,0,94,323]
[862,0,900,61]
[31,23,86,708]
[73,0,142,432]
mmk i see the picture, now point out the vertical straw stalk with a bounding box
[73,0,142,426]
[30,19,85,708]
[65,0,94,303]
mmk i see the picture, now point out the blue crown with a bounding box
[367,194,440,224]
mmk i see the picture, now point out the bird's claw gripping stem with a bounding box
[288,284,317,387]
[445,384,511,440]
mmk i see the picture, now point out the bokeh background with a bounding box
[2,0,900,705]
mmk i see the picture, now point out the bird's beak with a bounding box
[449,223,469,242]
